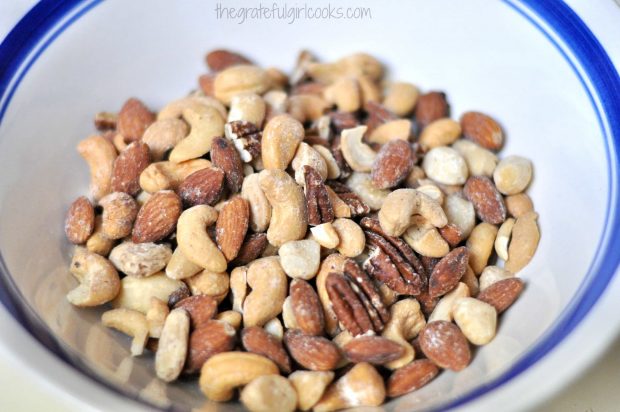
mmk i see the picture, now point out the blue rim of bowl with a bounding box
[0,0,619,411]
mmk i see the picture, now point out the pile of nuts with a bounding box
[64,49,540,411]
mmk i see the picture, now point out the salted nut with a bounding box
[340,126,376,172]
[379,189,447,237]
[67,247,121,307]
[176,205,227,272]
[77,135,117,200]
[102,308,149,356]
[169,105,225,163]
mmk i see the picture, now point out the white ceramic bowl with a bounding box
[1,1,619,411]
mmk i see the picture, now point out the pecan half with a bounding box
[327,181,371,216]
[329,134,352,179]
[325,259,390,336]
[304,166,334,226]
[224,120,262,162]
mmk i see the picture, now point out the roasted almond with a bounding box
[241,326,292,373]
[174,295,218,330]
[343,336,405,365]
[132,190,182,243]
[206,49,252,71]
[461,111,504,151]
[185,320,236,374]
[198,73,216,96]
[211,137,244,193]
[463,176,507,225]
[65,196,95,244]
[231,233,268,267]
[284,329,341,371]
[371,140,414,189]
[290,279,325,336]
[117,97,155,142]
[111,141,151,196]
[477,277,524,313]
[415,91,448,128]
[419,320,471,371]
[215,196,250,261]
[177,167,225,207]
[428,246,469,298]
[387,359,439,397]
[438,223,463,247]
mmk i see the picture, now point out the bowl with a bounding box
[1,0,619,411]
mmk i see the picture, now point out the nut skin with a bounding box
[477,278,524,313]
[428,246,469,298]
[371,140,414,189]
[419,320,471,371]
[117,98,155,142]
[343,336,405,365]
[132,191,182,243]
[387,359,439,397]
[177,167,226,207]
[284,329,342,371]
[303,166,334,225]
[290,279,325,336]
[461,111,504,151]
[463,176,507,225]
[231,233,268,266]
[185,319,236,374]
[241,326,292,373]
[111,141,151,196]
[65,196,95,244]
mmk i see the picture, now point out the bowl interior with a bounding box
[0,0,611,410]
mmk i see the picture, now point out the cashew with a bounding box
[214,65,271,105]
[493,155,533,195]
[278,239,321,279]
[287,94,330,123]
[416,183,444,206]
[216,310,243,330]
[403,216,450,258]
[316,254,346,336]
[261,114,305,170]
[259,169,308,247]
[307,53,382,85]
[264,318,284,340]
[314,363,385,412]
[158,95,227,121]
[379,282,399,306]
[230,265,248,313]
[495,218,515,261]
[479,266,514,290]
[332,218,365,258]
[505,193,534,218]
[419,118,461,150]
[282,296,299,329]
[263,90,288,116]
[86,215,116,256]
[141,118,188,161]
[357,75,382,104]
[266,66,289,90]
[313,145,341,180]
[383,81,419,116]
[243,257,287,327]
[112,132,129,153]
[139,159,211,193]
[381,299,426,370]
[405,165,426,188]
[77,135,117,200]
[346,172,389,211]
[452,297,497,345]
[109,241,172,277]
[146,297,169,338]
[169,105,225,163]
[240,375,298,412]
[186,269,230,303]
[165,247,202,280]
[340,126,376,172]
[452,139,498,177]
[422,146,469,185]
[228,93,266,126]
[176,205,227,272]
[325,186,351,218]
[428,282,470,323]
[310,222,340,249]
[378,188,447,237]
[241,173,272,233]
[113,272,185,313]
[467,222,499,274]
[155,308,190,382]
[98,192,139,240]
[102,308,149,356]
[443,193,476,239]
[367,119,412,144]
[462,265,480,296]
[289,371,335,411]
[505,211,540,273]
[323,77,361,112]
[67,247,120,307]
[291,142,328,185]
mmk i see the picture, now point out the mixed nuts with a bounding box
[64,48,540,411]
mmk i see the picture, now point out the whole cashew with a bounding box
[340,126,376,172]
[378,189,448,237]
[367,119,412,144]
[102,308,149,356]
[169,105,225,163]
[258,170,308,247]
[243,257,287,327]
[139,159,211,193]
[77,135,117,200]
[199,352,279,402]
[142,118,189,161]
[228,93,266,127]
[67,247,121,307]
[157,95,227,121]
[176,205,227,272]
[381,299,426,370]
[241,173,272,233]
[113,272,186,314]
[165,247,202,280]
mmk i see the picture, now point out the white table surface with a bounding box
[1,1,619,411]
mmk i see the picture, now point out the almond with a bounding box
[284,329,341,371]
[419,320,471,371]
[132,190,182,243]
[387,359,439,397]
[231,233,268,267]
[461,111,503,151]
[117,97,155,142]
[206,49,252,71]
[438,223,463,247]
[64,196,95,244]
[177,167,225,207]
[211,137,244,193]
[371,140,414,189]
[428,246,469,298]
[111,141,151,196]
[174,295,218,330]
[290,279,325,336]
[215,196,250,261]
[343,336,405,365]
[463,176,507,225]
[477,278,524,313]
[415,91,448,128]
[198,73,216,96]
[241,326,292,373]
[185,320,236,374]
